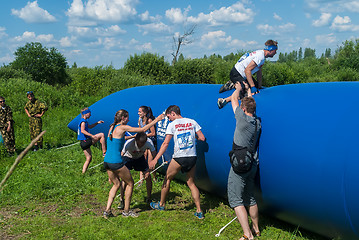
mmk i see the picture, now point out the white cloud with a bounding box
[187,2,255,26]
[95,25,126,36]
[200,30,231,49]
[140,11,160,22]
[306,0,359,13]
[273,13,282,21]
[14,31,54,43]
[199,30,257,50]
[257,22,296,35]
[302,38,311,48]
[0,54,13,64]
[68,25,126,38]
[67,0,138,26]
[11,1,56,23]
[137,22,172,35]
[0,27,8,38]
[315,33,337,44]
[257,24,276,35]
[135,42,152,51]
[279,22,296,32]
[165,6,191,24]
[312,13,332,27]
[330,15,359,31]
[60,37,74,47]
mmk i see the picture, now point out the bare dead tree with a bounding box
[172,24,196,65]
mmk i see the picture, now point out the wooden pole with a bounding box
[0,130,46,192]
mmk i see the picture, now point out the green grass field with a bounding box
[0,142,330,240]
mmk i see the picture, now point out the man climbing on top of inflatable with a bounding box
[217,39,278,109]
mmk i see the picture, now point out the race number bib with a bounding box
[177,132,194,150]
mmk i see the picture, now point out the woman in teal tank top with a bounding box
[103,109,164,219]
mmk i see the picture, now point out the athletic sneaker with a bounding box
[217,98,228,109]
[103,211,115,219]
[194,211,204,219]
[122,210,139,218]
[219,80,235,93]
[150,201,165,211]
[117,200,124,209]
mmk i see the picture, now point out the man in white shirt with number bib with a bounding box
[149,105,206,219]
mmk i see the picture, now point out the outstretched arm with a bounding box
[89,120,104,129]
[122,114,164,133]
[231,83,241,114]
[244,60,259,94]
[149,134,172,169]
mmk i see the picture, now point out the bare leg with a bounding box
[234,205,254,239]
[120,180,126,202]
[160,159,181,207]
[186,166,202,213]
[105,170,121,212]
[248,204,260,235]
[82,148,92,174]
[144,171,152,200]
[93,133,107,155]
[121,168,134,213]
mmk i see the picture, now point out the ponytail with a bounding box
[109,109,128,141]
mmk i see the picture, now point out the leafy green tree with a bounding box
[334,39,359,71]
[178,53,185,62]
[304,48,316,59]
[124,52,171,83]
[10,42,69,85]
[298,47,303,60]
[324,48,332,58]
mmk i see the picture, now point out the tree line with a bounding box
[1,39,359,98]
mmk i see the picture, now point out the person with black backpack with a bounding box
[227,82,261,240]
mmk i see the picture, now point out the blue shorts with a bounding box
[124,156,149,172]
[103,161,126,171]
[174,156,197,173]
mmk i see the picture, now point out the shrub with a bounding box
[170,58,215,84]
[123,52,171,84]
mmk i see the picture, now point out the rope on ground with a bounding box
[215,216,237,237]
[88,161,103,170]
[55,142,79,150]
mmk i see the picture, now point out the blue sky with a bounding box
[0,0,359,68]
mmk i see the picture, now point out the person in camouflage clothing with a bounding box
[24,91,47,151]
[0,96,15,155]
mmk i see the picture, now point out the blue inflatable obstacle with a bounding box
[67,83,359,240]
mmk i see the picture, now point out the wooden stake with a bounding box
[0,131,46,192]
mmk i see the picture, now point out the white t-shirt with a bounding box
[165,117,201,158]
[122,138,155,159]
[234,50,265,79]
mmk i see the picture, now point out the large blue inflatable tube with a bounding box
[67,83,359,239]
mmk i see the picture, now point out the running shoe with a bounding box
[103,210,115,219]
[217,98,228,109]
[219,80,235,93]
[122,210,139,218]
[150,201,165,211]
[194,211,204,219]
